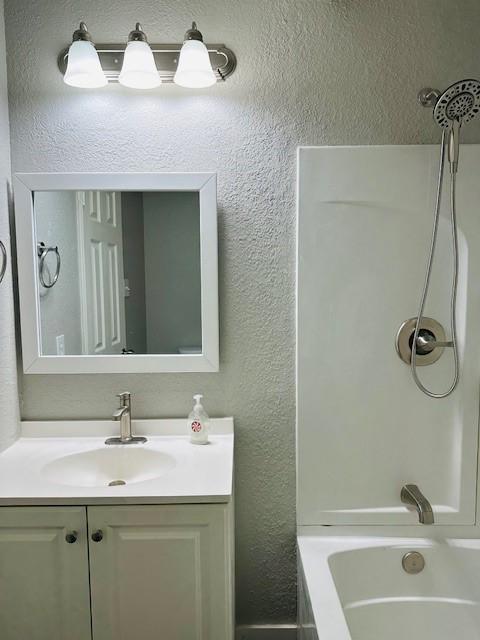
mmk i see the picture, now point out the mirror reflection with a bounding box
[34,190,202,356]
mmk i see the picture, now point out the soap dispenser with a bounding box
[188,394,210,445]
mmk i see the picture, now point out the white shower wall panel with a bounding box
[297,145,480,526]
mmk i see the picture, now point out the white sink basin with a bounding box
[0,418,234,504]
[41,446,176,488]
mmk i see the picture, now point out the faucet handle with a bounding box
[116,391,131,406]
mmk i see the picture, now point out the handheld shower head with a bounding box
[433,79,480,128]
[408,79,480,397]
[433,79,480,173]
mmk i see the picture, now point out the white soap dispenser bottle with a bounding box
[188,394,210,445]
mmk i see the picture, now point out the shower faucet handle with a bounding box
[416,335,453,352]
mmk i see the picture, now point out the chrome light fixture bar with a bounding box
[58,27,236,85]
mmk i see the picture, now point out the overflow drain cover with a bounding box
[402,551,425,574]
[108,480,126,487]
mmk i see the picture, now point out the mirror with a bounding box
[35,190,202,356]
[14,173,218,374]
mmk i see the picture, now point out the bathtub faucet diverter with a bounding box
[401,484,434,524]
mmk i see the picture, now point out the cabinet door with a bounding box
[88,504,234,640]
[0,506,91,640]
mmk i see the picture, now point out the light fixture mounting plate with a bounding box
[58,43,236,84]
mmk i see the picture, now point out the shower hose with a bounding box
[411,129,459,398]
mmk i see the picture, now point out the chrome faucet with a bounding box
[401,484,434,524]
[105,392,147,445]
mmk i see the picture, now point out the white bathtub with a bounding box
[298,535,480,640]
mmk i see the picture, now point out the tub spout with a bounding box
[401,484,434,524]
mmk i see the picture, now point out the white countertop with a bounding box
[0,418,234,505]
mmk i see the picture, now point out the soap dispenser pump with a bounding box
[188,394,210,445]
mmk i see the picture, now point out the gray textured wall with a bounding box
[35,191,82,355]
[0,0,19,452]
[143,192,201,354]
[122,192,147,354]
[5,0,480,625]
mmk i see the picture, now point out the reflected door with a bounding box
[77,191,126,354]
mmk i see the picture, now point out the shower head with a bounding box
[433,79,480,128]
[425,79,480,174]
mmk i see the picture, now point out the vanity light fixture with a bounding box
[58,22,236,87]
[173,22,217,89]
[119,23,161,89]
[63,22,107,88]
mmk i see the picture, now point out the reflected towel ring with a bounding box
[0,240,6,284]
[37,242,61,289]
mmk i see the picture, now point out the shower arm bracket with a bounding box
[418,87,441,108]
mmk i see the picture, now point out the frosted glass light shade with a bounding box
[64,40,107,88]
[119,41,161,89]
[174,40,216,88]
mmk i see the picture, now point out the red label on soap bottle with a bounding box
[191,420,202,433]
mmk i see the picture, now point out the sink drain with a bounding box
[108,479,126,487]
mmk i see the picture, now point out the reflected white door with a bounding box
[77,191,126,354]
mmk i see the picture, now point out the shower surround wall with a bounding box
[0,0,19,452]
[297,145,480,527]
[4,0,480,629]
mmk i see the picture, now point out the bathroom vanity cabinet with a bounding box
[0,503,234,640]
[0,506,90,640]
[0,418,235,639]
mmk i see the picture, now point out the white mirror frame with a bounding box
[14,172,219,374]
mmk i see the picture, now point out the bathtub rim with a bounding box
[297,529,480,640]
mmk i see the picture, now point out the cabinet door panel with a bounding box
[88,504,233,640]
[0,506,91,640]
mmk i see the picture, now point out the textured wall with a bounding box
[0,0,19,452]
[5,0,480,625]
[143,192,201,354]
[122,192,147,353]
[35,191,82,355]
